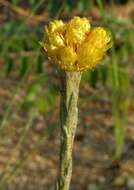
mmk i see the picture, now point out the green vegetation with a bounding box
[0,0,134,189]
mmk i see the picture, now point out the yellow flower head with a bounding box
[41,16,112,71]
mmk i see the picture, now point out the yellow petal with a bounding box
[65,16,90,46]
[42,20,66,56]
[46,20,65,33]
[57,46,77,71]
[77,27,112,71]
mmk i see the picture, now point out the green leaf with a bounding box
[48,0,62,18]
[5,57,14,76]
[78,0,92,12]
[29,0,37,6]
[100,67,107,86]
[96,0,106,22]
[90,70,98,88]
[20,56,29,78]
[12,0,19,5]
[36,54,44,73]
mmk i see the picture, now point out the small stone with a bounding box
[88,184,98,190]
[98,176,106,184]
[113,176,125,187]
[127,178,134,190]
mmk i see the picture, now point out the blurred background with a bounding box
[0,0,134,190]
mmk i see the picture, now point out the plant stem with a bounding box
[56,71,82,190]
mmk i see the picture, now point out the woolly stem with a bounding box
[56,71,82,190]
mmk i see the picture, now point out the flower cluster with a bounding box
[41,16,112,71]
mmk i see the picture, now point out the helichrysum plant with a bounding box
[41,16,112,190]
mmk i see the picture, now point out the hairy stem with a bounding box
[56,71,82,190]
